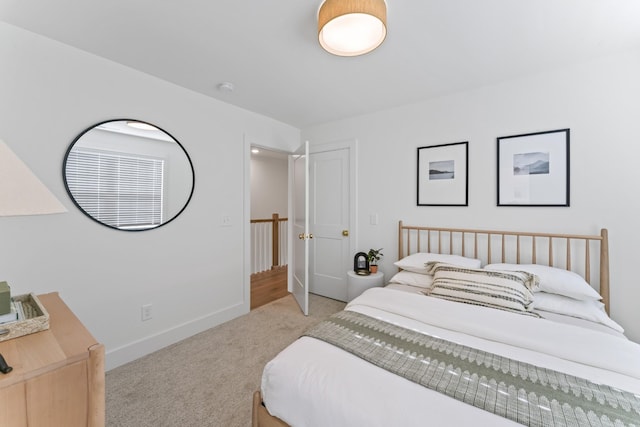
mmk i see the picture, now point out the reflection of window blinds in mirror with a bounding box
[65,149,164,229]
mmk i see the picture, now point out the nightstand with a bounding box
[347,271,384,302]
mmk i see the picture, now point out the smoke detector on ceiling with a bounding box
[217,82,235,93]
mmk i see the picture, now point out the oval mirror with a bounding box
[63,119,194,231]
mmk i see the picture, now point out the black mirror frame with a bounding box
[62,118,195,232]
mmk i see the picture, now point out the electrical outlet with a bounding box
[141,304,153,321]
[221,215,232,227]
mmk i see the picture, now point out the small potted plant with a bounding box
[367,248,383,273]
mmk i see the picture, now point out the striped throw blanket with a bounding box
[304,310,640,427]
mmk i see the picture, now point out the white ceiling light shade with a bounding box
[318,0,387,57]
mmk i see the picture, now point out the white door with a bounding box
[308,145,353,301]
[289,141,309,315]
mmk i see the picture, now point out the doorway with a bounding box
[289,139,357,310]
[249,146,289,309]
[246,139,357,313]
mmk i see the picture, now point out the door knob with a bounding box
[342,230,349,237]
[298,233,305,240]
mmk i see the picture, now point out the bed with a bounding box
[252,221,640,427]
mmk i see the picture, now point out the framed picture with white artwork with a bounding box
[497,128,570,207]
[417,141,468,206]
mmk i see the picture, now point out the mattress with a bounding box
[261,287,640,427]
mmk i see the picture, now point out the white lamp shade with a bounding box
[0,139,67,217]
[318,0,387,57]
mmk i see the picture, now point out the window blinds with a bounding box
[65,149,164,229]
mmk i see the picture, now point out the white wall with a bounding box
[302,49,640,343]
[0,23,299,369]
[250,153,288,219]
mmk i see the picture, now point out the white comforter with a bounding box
[261,288,640,427]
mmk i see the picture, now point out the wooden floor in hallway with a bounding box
[250,265,289,310]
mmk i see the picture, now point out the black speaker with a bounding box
[0,353,12,374]
[353,252,370,276]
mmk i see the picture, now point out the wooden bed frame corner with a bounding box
[252,391,288,427]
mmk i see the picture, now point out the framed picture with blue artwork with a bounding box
[417,141,468,206]
[497,129,570,207]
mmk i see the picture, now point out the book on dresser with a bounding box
[0,302,18,324]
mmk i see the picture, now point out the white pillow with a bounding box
[484,263,602,301]
[533,292,623,333]
[394,253,481,274]
[388,270,434,289]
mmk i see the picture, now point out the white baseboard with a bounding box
[105,301,248,371]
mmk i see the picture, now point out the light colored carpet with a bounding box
[106,294,346,427]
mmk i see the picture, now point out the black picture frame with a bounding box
[497,129,570,207]
[417,141,468,206]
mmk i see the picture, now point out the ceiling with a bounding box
[2,0,640,129]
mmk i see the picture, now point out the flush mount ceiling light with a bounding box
[318,0,387,57]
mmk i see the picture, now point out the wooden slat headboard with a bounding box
[398,221,610,314]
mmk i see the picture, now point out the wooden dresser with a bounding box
[0,292,105,427]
